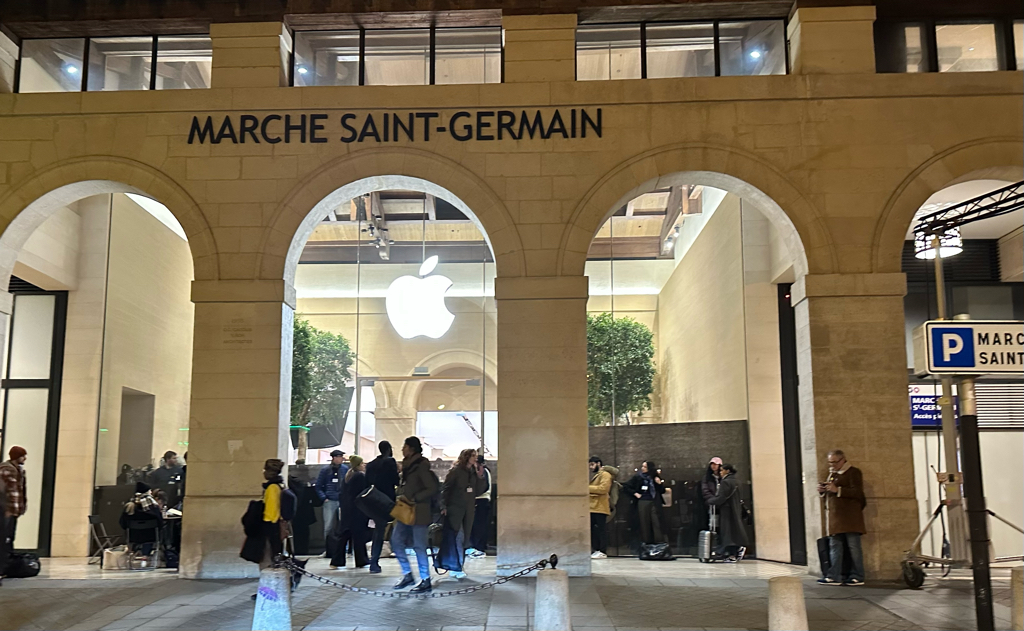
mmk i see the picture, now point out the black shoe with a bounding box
[369,565,382,574]
[409,578,432,594]
[393,573,415,589]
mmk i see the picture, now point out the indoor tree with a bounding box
[291,317,354,461]
[586,312,656,426]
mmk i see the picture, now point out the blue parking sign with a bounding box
[930,327,974,368]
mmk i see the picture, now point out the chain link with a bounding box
[274,554,555,600]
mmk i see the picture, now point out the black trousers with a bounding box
[590,513,607,553]
[470,498,491,551]
[332,528,368,567]
[636,500,663,544]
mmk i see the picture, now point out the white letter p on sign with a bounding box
[942,333,963,361]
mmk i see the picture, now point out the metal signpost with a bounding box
[913,318,1024,631]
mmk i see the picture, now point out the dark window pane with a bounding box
[295,31,359,86]
[88,36,153,91]
[719,20,786,76]
[365,29,430,86]
[646,23,715,78]
[576,25,641,81]
[155,36,212,89]
[435,27,501,85]
[18,38,85,92]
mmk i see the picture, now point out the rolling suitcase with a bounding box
[698,506,717,563]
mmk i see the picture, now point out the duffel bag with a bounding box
[5,552,41,578]
[357,485,396,522]
[639,542,674,561]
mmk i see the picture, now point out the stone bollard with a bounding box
[534,568,572,631]
[1013,566,1023,631]
[252,567,292,631]
[768,576,808,631]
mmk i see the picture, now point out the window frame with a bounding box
[575,17,789,81]
[876,17,1020,73]
[15,33,212,93]
[289,25,504,87]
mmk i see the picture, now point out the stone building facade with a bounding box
[0,0,1021,579]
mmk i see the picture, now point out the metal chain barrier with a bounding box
[274,554,558,600]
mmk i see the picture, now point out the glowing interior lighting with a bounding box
[297,66,309,74]
[437,404,445,410]
[65,65,79,74]
[749,50,762,59]
[914,227,963,260]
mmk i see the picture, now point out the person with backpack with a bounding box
[259,459,288,567]
[392,436,439,594]
[587,456,617,559]
[330,455,370,569]
[705,463,748,562]
[365,441,400,573]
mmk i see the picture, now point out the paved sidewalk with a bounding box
[0,556,1017,630]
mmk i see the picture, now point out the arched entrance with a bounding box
[0,164,200,559]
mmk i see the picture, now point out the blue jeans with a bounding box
[323,500,339,540]
[392,522,430,580]
[828,532,864,582]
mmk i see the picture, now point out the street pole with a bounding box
[931,235,968,561]
[957,374,995,631]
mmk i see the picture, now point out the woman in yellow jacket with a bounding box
[588,456,614,559]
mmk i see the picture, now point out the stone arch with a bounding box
[0,156,216,286]
[394,349,498,413]
[266,148,524,285]
[872,137,1024,272]
[559,143,830,277]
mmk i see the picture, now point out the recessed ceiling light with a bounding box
[749,50,762,59]
[297,66,309,74]
[437,404,445,410]
[968,47,975,51]
[65,65,78,74]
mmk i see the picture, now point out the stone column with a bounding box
[210,22,292,89]
[494,276,590,576]
[180,280,293,579]
[502,14,577,83]
[787,4,877,75]
[373,406,416,452]
[793,273,918,579]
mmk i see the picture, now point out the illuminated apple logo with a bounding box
[385,256,454,339]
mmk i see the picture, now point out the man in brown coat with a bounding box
[817,449,866,585]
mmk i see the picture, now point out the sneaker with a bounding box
[393,573,415,590]
[451,570,468,580]
[464,548,478,557]
[737,547,747,561]
[591,551,607,559]
[470,550,487,559]
[844,579,865,586]
[817,577,842,585]
[368,565,382,574]
[409,578,432,593]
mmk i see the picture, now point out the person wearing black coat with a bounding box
[705,463,749,561]
[330,455,369,569]
[622,461,665,544]
[701,457,722,531]
[365,441,400,573]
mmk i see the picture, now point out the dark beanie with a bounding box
[264,458,285,475]
[9,445,26,460]
[135,481,151,494]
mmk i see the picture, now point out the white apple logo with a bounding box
[385,255,455,339]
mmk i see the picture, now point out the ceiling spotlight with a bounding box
[297,66,309,74]
[437,404,446,410]
[968,47,975,51]
[65,65,79,75]
[749,50,762,59]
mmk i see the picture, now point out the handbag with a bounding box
[390,496,416,526]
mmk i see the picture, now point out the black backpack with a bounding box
[5,552,41,578]
[280,486,298,522]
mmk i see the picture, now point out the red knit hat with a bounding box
[9,445,26,460]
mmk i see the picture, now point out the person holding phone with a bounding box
[623,460,665,544]
[817,449,866,586]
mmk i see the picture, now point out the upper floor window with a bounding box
[16,35,211,93]
[576,19,786,81]
[876,19,1020,73]
[293,26,501,87]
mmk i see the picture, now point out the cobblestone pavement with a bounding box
[0,556,1016,630]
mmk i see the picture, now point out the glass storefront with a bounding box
[294,189,496,464]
